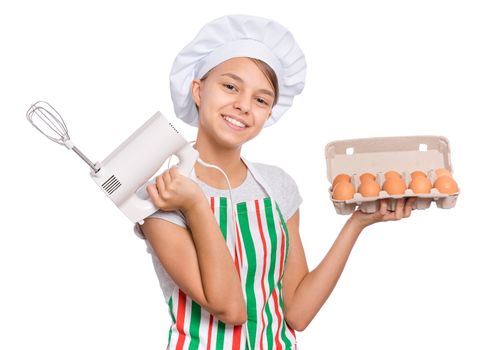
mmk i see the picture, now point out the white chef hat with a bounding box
[169,14,306,127]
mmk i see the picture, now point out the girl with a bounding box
[135,15,415,350]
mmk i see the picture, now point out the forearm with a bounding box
[183,198,245,315]
[286,218,363,330]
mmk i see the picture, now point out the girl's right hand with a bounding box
[349,197,416,230]
[146,166,206,213]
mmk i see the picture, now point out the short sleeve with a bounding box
[252,163,302,222]
[133,209,188,240]
[275,169,302,221]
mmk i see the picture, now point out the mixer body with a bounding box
[90,112,198,224]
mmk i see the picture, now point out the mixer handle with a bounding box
[175,143,199,176]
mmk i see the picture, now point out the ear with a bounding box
[191,79,202,108]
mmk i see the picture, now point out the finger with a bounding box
[147,184,165,208]
[169,166,180,179]
[408,196,417,208]
[404,197,417,217]
[382,211,397,221]
[162,169,172,187]
[395,198,404,220]
[156,173,167,194]
[378,200,396,222]
[379,199,388,215]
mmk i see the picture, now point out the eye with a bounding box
[256,97,270,106]
[223,83,236,91]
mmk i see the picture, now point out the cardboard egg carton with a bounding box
[325,136,460,214]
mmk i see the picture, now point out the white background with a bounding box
[1,0,489,349]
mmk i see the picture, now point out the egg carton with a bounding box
[325,135,460,215]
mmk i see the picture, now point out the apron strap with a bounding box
[241,157,275,200]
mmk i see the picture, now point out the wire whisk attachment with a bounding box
[26,101,72,148]
[26,101,100,173]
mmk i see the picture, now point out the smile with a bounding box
[221,114,248,129]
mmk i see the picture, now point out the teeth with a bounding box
[223,115,246,128]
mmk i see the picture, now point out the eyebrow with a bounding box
[220,73,275,97]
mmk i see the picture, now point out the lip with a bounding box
[221,114,249,129]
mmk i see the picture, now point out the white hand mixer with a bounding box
[26,101,200,224]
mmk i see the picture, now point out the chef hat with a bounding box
[169,14,306,127]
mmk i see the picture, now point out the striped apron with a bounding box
[165,159,297,350]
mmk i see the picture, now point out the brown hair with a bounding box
[200,57,279,107]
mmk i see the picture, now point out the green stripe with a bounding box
[264,198,277,348]
[219,197,228,240]
[278,281,293,348]
[238,201,258,349]
[189,300,201,349]
[275,201,290,267]
[216,320,226,349]
[217,198,228,348]
[276,201,294,347]
[168,296,176,346]
[264,302,274,349]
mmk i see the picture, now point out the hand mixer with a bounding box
[26,101,199,224]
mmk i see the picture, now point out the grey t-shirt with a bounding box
[135,161,302,233]
[133,161,302,302]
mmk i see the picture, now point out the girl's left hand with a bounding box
[349,197,417,230]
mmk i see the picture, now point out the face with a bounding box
[191,57,275,149]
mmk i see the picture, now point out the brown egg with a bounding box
[360,172,376,183]
[434,175,459,194]
[382,177,407,195]
[332,173,351,189]
[435,168,452,178]
[410,170,427,180]
[384,170,401,180]
[358,180,381,197]
[332,182,356,200]
[409,176,432,194]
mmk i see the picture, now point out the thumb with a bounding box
[169,166,181,178]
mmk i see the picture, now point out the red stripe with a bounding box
[231,202,243,350]
[287,323,296,337]
[210,197,215,214]
[235,216,244,267]
[279,225,286,278]
[234,246,241,278]
[232,325,242,350]
[255,200,268,349]
[206,314,214,350]
[271,289,284,350]
[176,290,187,350]
[232,204,242,278]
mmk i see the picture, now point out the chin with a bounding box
[215,127,251,147]
[217,136,246,150]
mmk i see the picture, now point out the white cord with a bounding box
[195,158,235,209]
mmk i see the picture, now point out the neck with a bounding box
[193,130,247,189]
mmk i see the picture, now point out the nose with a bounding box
[233,93,251,114]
